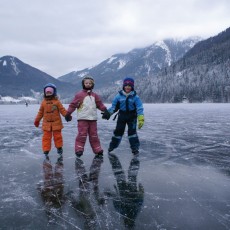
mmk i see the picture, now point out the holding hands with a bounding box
[65,113,72,122]
[101,109,111,120]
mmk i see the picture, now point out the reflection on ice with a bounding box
[67,156,105,229]
[107,153,144,229]
[38,159,64,226]
[0,104,230,229]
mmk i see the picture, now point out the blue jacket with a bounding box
[108,90,144,116]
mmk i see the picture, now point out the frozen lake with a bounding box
[0,103,230,229]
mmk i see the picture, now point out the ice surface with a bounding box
[0,103,230,229]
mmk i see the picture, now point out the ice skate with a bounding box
[57,147,63,155]
[75,151,83,158]
[132,149,139,155]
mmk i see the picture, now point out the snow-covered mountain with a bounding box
[133,27,230,103]
[58,37,201,89]
[0,56,77,98]
[2,27,229,104]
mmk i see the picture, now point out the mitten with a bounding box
[34,120,40,127]
[65,113,72,122]
[101,109,111,120]
[137,115,144,129]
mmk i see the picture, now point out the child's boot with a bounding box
[132,149,139,155]
[75,151,83,158]
[57,147,63,155]
[96,150,103,156]
[108,147,114,153]
[44,151,49,159]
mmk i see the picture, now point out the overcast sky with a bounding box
[1,0,230,77]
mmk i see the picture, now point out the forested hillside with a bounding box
[98,27,230,103]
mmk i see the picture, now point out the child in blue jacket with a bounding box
[102,77,144,154]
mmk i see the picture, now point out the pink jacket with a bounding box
[67,89,106,120]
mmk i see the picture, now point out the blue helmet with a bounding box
[44,83,57,97]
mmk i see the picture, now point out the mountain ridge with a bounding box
[0,55,78,98]
[1,26,229,103]
[131,26,230,103]
[58,37,201,89]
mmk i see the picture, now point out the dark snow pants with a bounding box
[109,110,140,151]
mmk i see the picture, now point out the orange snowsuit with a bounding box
[34,97,67,152]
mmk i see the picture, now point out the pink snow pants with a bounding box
[75,120,103,154]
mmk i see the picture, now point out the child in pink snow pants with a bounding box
[65,76,110,157]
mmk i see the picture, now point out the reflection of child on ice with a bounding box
[67,156,105,228]
[102,77,144,154]
[108,153,144,228]
[39,159,65,224]
[65,76,109,157]
[34,83,70,157]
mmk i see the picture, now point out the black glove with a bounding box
[101,109,111,120]
[65,113,72,122]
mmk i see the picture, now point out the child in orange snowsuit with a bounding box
[34,83,70,157]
